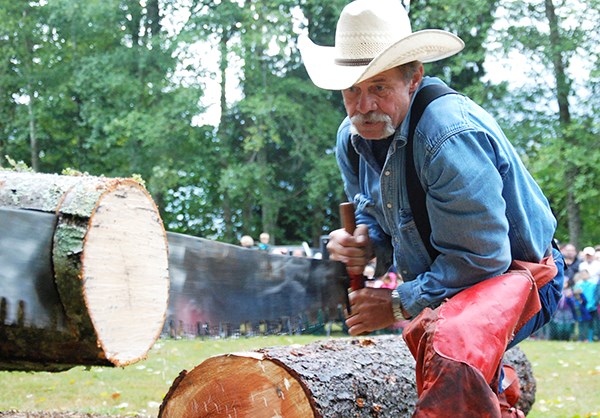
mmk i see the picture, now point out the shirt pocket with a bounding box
[355,194,388,228]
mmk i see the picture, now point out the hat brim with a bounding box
[299,30,464,90]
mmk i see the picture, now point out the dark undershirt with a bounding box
[369,136,393,170]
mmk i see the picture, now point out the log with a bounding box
[0,170,170,370]
[158,335,536,417]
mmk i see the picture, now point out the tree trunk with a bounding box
[158,335,536,417]
[26,88,39,172]
[566,176,581,248]
[544,0,582,247]
[0,171,169,371]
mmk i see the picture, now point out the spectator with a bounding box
[572,284,593,342]
[291,248,306,257]
[271,247,288,255]
[547,280,577,341]
[380,271,399,290]
[560,243,580,286]
[573,269,597,341]
[258,232,271,252]
[239,235,255,249]
[595,280,600,338]
[363,263,376,280]
[578,247,600,282]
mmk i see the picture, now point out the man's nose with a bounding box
[356,93,377,114]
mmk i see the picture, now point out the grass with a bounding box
[0,335,323,417]
[520,339,600,418]
[0,336,598,417]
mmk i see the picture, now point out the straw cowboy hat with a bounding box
[298,0,465,90]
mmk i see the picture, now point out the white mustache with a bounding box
[350,112,393,125]
[349,112,396,138]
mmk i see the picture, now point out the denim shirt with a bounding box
[335,76,557,318]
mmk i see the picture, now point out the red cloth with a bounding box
[403,255,557,416]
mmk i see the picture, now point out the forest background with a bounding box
[1,0,599,250]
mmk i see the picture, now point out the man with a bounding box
[579,246,600,282]
[576,247,600,340]
[299,0,564,416]
[560,242,581,285]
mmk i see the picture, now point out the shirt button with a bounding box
[384,170,391,176]
[386,203,392,208]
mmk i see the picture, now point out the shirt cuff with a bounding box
[396,279,429,318]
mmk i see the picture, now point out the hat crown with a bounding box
[297,0,464,90]
[335,0,412,61]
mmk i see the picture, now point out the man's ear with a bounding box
[409,64,424,93]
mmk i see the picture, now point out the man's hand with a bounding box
[345,288,397,336]
[327,224,372,276]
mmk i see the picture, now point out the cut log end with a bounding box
[159,353,315,418]
[83,181,170,366]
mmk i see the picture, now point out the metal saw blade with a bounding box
[165,232,350,336]
[0,207,67,329]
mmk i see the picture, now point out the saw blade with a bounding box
[0,209,350,338]
[0,207,67,329]
[165,232,350,336]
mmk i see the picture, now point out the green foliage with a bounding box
[2,0,598,247]
[412,0,499,93]
[1,155,33,172]
[490,0,600,246]
[60,168,89,177]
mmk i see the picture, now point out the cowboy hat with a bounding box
[298,0,465,90]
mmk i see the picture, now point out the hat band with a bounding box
[334,57,373,66]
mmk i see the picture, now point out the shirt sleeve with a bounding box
[397,128,513,316]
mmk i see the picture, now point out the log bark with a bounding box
[0,171,170,371]
[158,335,536,417]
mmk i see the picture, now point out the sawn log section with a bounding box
[0,171,169,370]
[159,335,536,417]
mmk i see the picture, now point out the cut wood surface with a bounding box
[159,335,536,417]
[0,171,170,370]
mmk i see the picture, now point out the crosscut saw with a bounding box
[1,208,350,348]
[165,232,349,336]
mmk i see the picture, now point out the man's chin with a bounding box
[353,128,391,140]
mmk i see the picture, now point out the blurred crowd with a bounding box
[535,243,600,342]
[239,232,324,259]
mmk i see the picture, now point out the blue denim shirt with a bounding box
[335,76,557,318]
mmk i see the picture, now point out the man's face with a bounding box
[561,244,577,259]
[342,66,421,140]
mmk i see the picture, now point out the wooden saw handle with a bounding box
[339,202,366,291]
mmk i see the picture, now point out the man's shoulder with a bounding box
[416,87,503,153]
[413,93,469,150]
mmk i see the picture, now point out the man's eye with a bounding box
[368,85,387,95]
